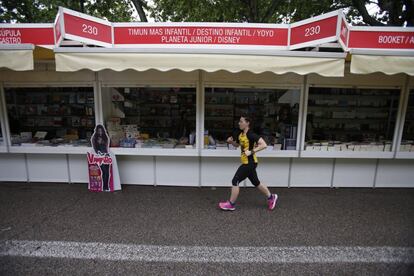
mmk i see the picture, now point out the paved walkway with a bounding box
[0,182,413,275]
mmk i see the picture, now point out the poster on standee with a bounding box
[87,124,121,192]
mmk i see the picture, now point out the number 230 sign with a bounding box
[289,10,339,50]
[55,7,112,47]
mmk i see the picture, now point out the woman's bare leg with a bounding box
[257,183,271,198]
[230,186,240,203]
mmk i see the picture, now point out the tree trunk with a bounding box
[131,0,148,22]
[403,0,414,26]
[80,0,85,13]
[261,0,281,23]
[352,0,385,26]
[248,0,259,22]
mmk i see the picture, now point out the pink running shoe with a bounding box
[219,201,235,211]
[268,194,278,210]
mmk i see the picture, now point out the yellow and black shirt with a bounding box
[236,130,260,165]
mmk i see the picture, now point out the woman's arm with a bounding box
[245,138,267,156]
[226,136,239,148]
[253,138,267,153]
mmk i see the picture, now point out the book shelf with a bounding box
[204,87,299,150]
[0,122,3,145]
[399,89,414,153]
[5,87,95,147]
[0,123,5,151]
[305,87,400,152]
[107,87,197,149]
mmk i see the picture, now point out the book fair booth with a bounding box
[0,7,413,188]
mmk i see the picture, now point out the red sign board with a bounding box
[2,7,414,55]
[54,15,62,44]
[114,25,288,47]
[290,14,338,48]
[63,12,112,45]
[0,25,54,46]
[339,18,349,48]
[348,29,414,49]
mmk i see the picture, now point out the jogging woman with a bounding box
[219,115,278,211]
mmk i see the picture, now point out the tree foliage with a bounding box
[0,0,135,23]
[148,0,413,26]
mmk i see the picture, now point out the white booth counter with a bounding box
[0,63,414,188]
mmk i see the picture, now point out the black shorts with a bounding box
[232,163,261,187]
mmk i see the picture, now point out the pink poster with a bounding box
[87,124,121,192]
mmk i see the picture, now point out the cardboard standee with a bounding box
[87,124,121,192]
